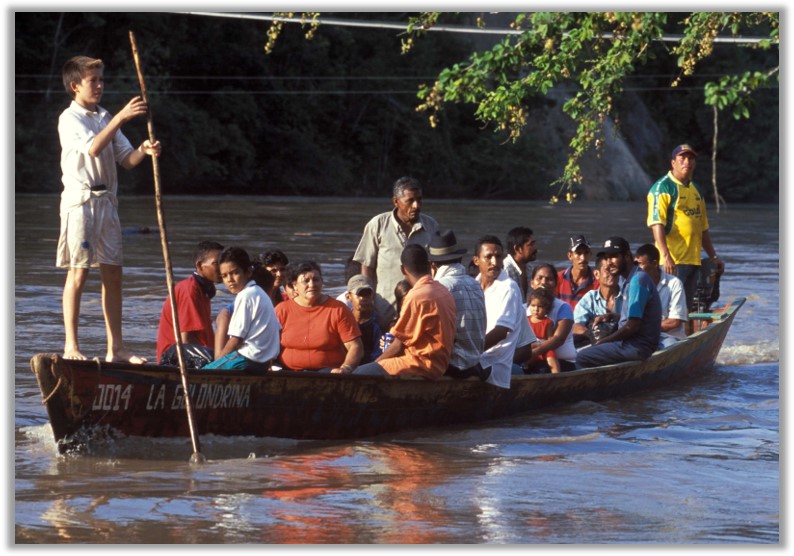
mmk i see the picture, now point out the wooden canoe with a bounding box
[29,298,745,453]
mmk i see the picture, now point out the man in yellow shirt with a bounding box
[646,144,725,311]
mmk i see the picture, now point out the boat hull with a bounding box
[30,298,744,452]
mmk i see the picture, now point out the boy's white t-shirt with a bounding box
[228,280,281,363]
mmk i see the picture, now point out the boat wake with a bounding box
[718,340,779,366]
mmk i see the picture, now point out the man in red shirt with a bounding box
[156,241,223,364]
[353,244,457,379]
[555,234,598,310]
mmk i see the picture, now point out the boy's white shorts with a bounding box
[56,195,123,268]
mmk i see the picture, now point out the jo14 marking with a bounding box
[92,384,133,411]
[91,382,252,412]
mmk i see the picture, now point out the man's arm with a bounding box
[650,224,675,275]
[701,230,725,273]
[661,317,685,333]
[215,335,243,360]
[376,337,404,361]
[484,325,510,351]
[360,264,377,283]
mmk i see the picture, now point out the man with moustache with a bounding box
[647,143,725,311]
[473,235,536,388]
[575,237,662,369]
[353,176,439,329]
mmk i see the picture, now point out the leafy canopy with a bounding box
[267,11,778,200]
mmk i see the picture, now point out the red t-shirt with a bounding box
[529,317,556,361]
[275,297,361,370]
[156,275,215,362]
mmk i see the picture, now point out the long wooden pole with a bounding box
[129,31,205,464]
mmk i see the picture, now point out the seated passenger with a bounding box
[503,226,537,299]
[575,237,662,369]
[156,240,223,367]
[353,244,457,379]
[572,254,622,347]
[257,249,290,307]
[524,288,561,374]
[345,274,383,364]
[428,229,487,379]
[275,261,363,373]
[204,247,281,371]
[214,262,275,358]
[555,234,598,310]
[525,263,578,372]
[634,243,688,348]
[471,235,536,388]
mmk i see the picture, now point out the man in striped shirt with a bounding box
[555,234,598,310]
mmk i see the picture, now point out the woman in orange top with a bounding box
[274,261,363,373]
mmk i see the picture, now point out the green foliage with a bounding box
[14,12,779,203]
[402,11,779,199]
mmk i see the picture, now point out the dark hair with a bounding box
[219,246,251,270]
[394,279,412,313]
[257,249,289,267]
[595,254,609,271]
[62,56,103,98]
[286,261,323,286]
[475,235,503,256]
[635,243,660,263]
[251,262,276,293]
[400,244,430,275]
[531,262,558,283]
[506,227,534,255]
[194,241,224,265]
[393,176,422,199]
[528,287,554,310]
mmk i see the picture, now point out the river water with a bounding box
[14,194,779,544]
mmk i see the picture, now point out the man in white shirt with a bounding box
[503,226,537,300]
[473,235,536,389]
[634,243,689,348]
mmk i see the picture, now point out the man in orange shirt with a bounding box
[353,244,457,379]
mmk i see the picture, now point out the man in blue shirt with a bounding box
[575,237,662,369]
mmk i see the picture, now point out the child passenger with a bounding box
[204,247,281,371]
[524,288,561,374]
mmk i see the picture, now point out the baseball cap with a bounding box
[569,234,590,252]
[597,236,631,257]
[671,144,697,158]
[347,274,374,295]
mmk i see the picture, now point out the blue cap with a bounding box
[672,144,697,158]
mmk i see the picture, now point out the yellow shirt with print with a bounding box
[646,172,709,265]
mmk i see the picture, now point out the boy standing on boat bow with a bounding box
[57,55,161,363]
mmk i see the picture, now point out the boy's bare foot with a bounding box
[106,350,148,364]
[63,348,88,360]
